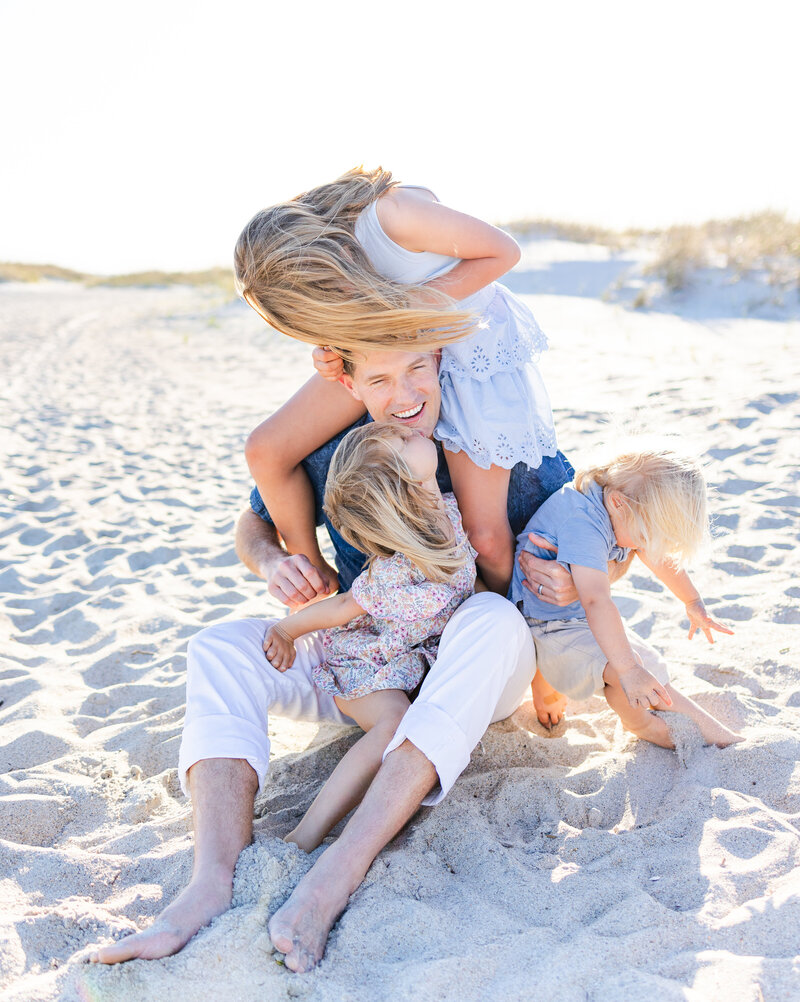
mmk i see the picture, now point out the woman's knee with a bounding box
[465,523,513,565]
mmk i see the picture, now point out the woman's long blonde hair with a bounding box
[324,422,472,584]
[574,442,709,566]
[234,166,477,361]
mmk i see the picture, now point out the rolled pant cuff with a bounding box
[382,702,470,807]
[178,713,270,797]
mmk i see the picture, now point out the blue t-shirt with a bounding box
[250,416,574,592]
[510,481,630,621]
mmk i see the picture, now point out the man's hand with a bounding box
[686,599,734,643]
[269,554,338,610]
[518,534,579,606]
[312,346,345,381]
[263,624,297,671]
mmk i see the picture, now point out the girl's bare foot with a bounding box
[88,864,233,965]
[531,670,567,729]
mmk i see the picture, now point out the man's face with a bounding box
[340,350,441,438]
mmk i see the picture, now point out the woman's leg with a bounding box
[245,375,366,588]
[444,449,514,595]
[604,665,743,748]
[285,689,411,853]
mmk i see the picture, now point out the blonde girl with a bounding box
[262,422,476,852]
[511,444,743,748]
[235,166,558,595]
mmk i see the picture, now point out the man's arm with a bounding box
[235,509,336,609]
[518,534,634,607]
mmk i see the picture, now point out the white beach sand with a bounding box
[1,248,799,1002]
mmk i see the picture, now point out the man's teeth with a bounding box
[394,404,424,419]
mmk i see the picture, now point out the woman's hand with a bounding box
[263,623,297,671]
[685,599,734,643]
[312,345,345,381]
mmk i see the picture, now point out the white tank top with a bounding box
[353,186,460,286]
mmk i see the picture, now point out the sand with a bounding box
[1,247,799,1002]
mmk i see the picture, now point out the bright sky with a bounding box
[1,0,797,274]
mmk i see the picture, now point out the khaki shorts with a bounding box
[526,616,670,701]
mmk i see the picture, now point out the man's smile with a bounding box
[392,403,425,421]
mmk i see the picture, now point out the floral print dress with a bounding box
[313,494,476,700]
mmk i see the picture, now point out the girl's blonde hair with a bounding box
[324,422,472,584]
[574,443,709,566]
[234,166,477,362]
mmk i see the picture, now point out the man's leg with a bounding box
[269,740,437,972]
[91,758,258,963]
[91,618,352,965]
[269,593,535,970]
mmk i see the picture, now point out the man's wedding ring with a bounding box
[537,584,544,596]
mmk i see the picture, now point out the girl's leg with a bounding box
[285,689,411,853]
[245,375,366,586]
[445,449,514,595]
[604,665,743,748]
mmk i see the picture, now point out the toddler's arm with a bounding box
[263,591,365,671]
[636,551,734,643]
[572,564,672,709]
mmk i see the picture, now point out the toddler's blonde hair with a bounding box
[233,166,477,362]
[574,443,709,566]
[324,422,472,584]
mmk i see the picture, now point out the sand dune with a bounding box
[1,256,799,1001]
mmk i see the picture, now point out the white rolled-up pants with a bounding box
[178,592,535,806]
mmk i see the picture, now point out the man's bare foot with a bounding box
[531,670,567,729]
[269,845,358,973]
[88,864,233,964]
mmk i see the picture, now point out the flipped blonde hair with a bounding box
[233,166,477,362]
[574,443,709,566]
[324,422,473,584]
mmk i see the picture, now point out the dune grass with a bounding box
[0,262,235,292]
[505,211,800,295]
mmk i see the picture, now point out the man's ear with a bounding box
[339,372,363,402]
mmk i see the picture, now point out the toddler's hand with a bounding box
[685,599,734,643]
[618,664,672,710]
[263,624,297,671]
[312,345,345,381]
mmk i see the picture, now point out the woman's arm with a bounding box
[377,188,521,302]
[263,591,365,670]
[635,551,734,642]
[245,374,366,596]
[572,564,672,708]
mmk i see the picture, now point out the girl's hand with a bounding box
[263,623,297,671]
[312,346,345,381]
[618,663,672,710]
[685,599,734,643]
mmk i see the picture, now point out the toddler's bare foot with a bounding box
[531,670,566,729]
[88,864,232,964]
[700,721,744,747]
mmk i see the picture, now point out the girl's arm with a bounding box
[635,551,734,643]
[378,188,521,302]
[245,374,366,601]
[263,591,366,671]
[571,564,672,708]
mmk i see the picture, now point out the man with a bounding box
[91,349,578,971]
